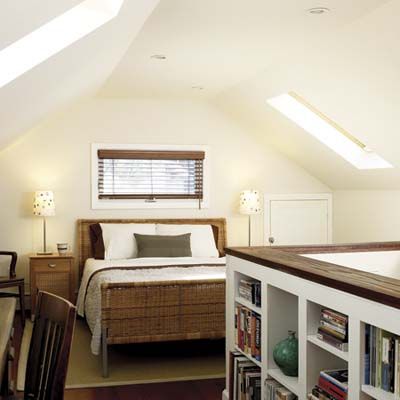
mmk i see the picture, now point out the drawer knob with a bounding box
[48,263,56,268]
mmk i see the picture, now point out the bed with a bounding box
[76,218,227,377]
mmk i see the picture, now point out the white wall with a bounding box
[0,98,329,290]
[333,190,400,243]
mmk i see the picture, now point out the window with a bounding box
[267,92,392,170]
[0,0,124,88]
[92,144,209,209]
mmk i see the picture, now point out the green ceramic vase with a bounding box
[273,330,299,377]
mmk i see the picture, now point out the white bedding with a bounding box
[77,257,226,355]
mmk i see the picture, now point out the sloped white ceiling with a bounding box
[214,0,400,189]
[0,0,159,148]
[1,0,399,190]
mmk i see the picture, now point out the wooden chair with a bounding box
[21,291,76,400]
[0,251,25,328]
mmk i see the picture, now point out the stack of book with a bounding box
[317,308,348,352]
[229,351,261,400]
[364,324,400,395]
[235,305,261,361]
[265,379,297,400]
[238,278,261,307]
[309,369,348,400]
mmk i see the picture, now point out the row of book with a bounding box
[317,308,348,352]
[230,351,261,400]
[309,369,348,400]
[364,325,400,394]
[235,305,261,361]
[239,278,261,307]
[265,378,297,400]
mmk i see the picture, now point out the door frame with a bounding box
[264,193,333,246]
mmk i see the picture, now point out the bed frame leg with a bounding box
[102,327,109,378]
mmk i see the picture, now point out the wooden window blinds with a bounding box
[97,149,205,201]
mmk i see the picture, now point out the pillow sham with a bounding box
[156,224,219,258]
[134,233,192,258]
[89,223,105,259]
[100,223,156,260]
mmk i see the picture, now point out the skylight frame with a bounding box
[267,92,393,170]
[0,0,124,89]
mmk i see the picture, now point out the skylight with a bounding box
[0,0,124,88]
[267,92,392,170]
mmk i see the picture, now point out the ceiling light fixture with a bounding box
[307,7,330,14]
[267,92,393,170]
[0,0,124,89]
[150,54,167,60]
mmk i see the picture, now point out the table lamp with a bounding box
[239,189,261,246]
[33,190,55,255]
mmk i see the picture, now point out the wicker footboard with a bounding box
[100,278,225,376]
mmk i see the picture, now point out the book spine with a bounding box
[251,313,256,358]
[255,315,261,361]
[364,324,370,385]
[318,326,346,341]
[317,332,348,351]
[319,372,348,393]
[318,378,347,400]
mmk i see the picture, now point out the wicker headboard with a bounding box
[77,218,227,274]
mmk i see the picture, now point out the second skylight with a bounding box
[267,92,392,170]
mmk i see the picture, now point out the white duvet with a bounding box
[77,257,226,355]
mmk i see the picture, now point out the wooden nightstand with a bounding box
[29,254,74,314]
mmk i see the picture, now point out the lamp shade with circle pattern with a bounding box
[33,190,55,217]
[239,190,261,215]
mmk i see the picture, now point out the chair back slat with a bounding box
[24,291,76,400]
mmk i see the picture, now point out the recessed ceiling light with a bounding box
[307,7,330,14]
[151,54,167,60]
[191,86,204,90]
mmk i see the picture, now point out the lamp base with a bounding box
[36,251,53,256]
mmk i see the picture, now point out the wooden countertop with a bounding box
[225,244,400,309]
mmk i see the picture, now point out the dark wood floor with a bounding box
[63,379,225,400]
[11,314,226,400]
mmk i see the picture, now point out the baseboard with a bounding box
[222,388,229,400]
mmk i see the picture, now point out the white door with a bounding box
[265,194,332,246]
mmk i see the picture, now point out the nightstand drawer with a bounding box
[31,259,71,272]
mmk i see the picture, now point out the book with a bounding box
[318,377,346,400]
[364,324,370,385]
[316,332,348,352]
[319,369,348,392]
[318,326,346,341]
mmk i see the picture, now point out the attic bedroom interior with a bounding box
[1,1,400,400]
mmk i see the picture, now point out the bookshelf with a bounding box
[224,251,400,400]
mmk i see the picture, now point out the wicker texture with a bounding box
[101,279,225,345]
[77,218,227,351]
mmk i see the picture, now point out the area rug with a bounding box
[18,319,226,389]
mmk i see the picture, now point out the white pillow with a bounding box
[100,223,156,260]
[156,224,219,258]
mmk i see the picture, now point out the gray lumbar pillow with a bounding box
[134,233,192,258]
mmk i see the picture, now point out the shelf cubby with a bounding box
[307,340,348,396]
[266,285,299,394]
[307,300,349,359]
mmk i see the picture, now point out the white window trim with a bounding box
[91,143,210,209]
